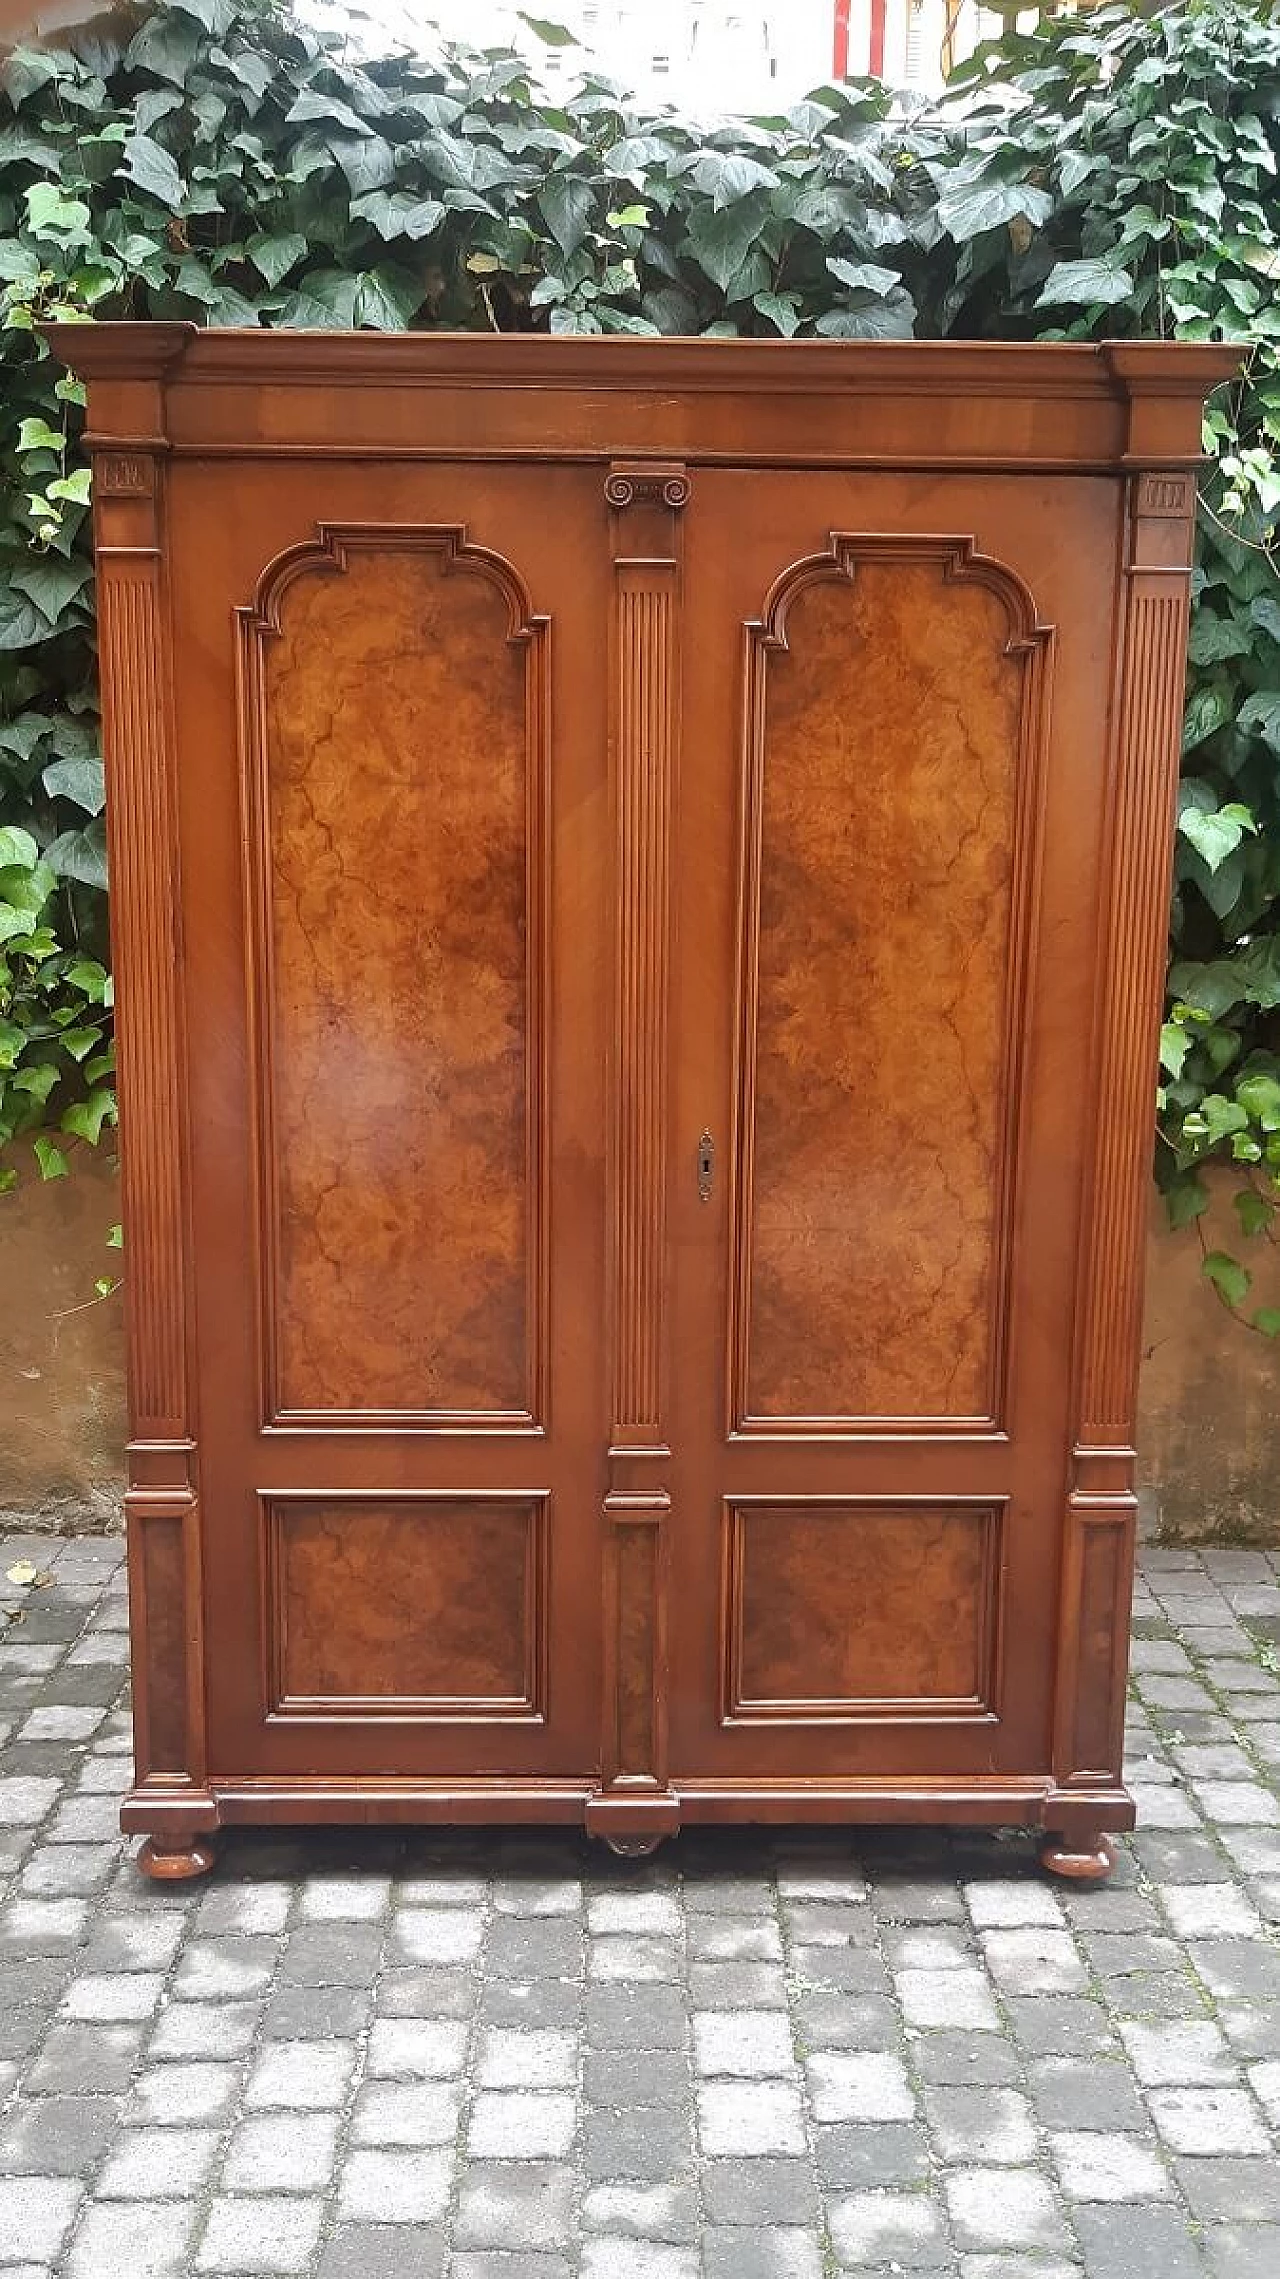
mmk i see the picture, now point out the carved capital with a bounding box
[604,463,691,513]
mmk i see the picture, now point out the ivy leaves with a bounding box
[0,821,114,1191]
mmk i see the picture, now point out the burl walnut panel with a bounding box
[728,1500,999,1715]
[261,544,533,1418]
[741,553,1023,1424]
[266,1495,546,1714]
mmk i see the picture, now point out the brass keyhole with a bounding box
[697,1130,715,1203]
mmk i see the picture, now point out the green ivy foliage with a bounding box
[1,0,1276,1324]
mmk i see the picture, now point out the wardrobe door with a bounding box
[665,468,1119,1796]
[169,462,612,1789]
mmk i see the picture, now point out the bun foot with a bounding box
[137,1835,217,1882]
[1040,1830,1116,1884]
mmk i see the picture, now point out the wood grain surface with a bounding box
[51,327,1234,1875]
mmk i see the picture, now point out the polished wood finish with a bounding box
[1040,1831,1119,1884]
[51,327,1233,1880]
[250,533,541,1424]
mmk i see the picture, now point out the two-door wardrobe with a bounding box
[53,327,1234,1880]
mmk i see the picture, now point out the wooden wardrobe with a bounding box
[53,326,1233,1880]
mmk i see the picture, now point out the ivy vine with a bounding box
[1,0,1276,1326]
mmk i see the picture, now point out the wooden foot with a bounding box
[137,1835,217,1882]
[1039,1830,1116,1884]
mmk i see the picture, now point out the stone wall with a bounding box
[0,1149,124,1532]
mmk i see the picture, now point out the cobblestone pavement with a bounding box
[1,1535,1279,2278]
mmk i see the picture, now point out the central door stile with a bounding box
[586,462,689,1849]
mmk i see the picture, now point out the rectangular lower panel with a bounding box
[134,1507,189,1775]
[723,1497,1003,1720]
[262,1491,548,1719]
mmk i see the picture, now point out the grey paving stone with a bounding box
[701,2157,822,2225]
[584,2105,695,2182]
[584,1985,686,2048]
[805,2049,914,2122]
[454,2163,578,2252]
[698,2078,807,2155]
[1173,2154,1280,2222]
[468,2089,577,2158]
[488,1918,584,1978]
[958,2261,1079,2279]
[1051,2128,1172,2201]
[828,2189,953,2267]
[337,2146,452,2221]
[0,2091,119,2175]
[580,2245,698,2278]
[2,1543,1278,2279]
[1071,2202,1208,2278]
[1004,1996,1116,2057]
[148,1997,263,2060]
[925,2086,1037,2164]
[260,1983,372,2038]
[65,2199,196,2278]
[317,2225,447,2279]
[913,2031,1024,2086]
[127,2061,242,2127]
[480,1976,584,2029]
[815,2122,931,2188]
[0,2173,83,2262]
[945,2168,1070,2252]
[351,2079,462,2146]
[792,1990,902,2050]
[581,2181,699,2241]
[1202,2222,1280,2279]
[95,2127,220,2200]
[452,2259,571,2279]
[690,1959,790,2006]
[224,2111,341,2191]
[704,2226,825,2278]
[276,1922,383,1985]
[1149,2085,1271,2154]
[583,2047,689,2107]
[24,2021,143,2093]
[1026,2055,1148,2131]
[195,2194,325,2272]
[243,2037,355,2108]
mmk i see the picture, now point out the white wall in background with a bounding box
[310,1,1041,103]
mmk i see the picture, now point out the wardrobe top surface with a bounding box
[47,322,1234,394]
[47,326,1237,472]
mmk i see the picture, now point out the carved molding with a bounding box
[236,523,550,1429]
[728,532,1054,1434]
[1055,465,1200,1790]
[261,1491,550,1723]
[97,451,156,498]
[1134,471,1194,520]
[604,465,692,512]
[1052,1494,1136,1786]
[720,1496,1004,1725]
[605,467,685,1442]
[95,453,205,1798]
[243,520,541,645]
[98,559,189,1434]
[596,462,685,1810]
[600,1490,670,1789]
[754,531,1046,658]
[1076,480,1198,1448]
